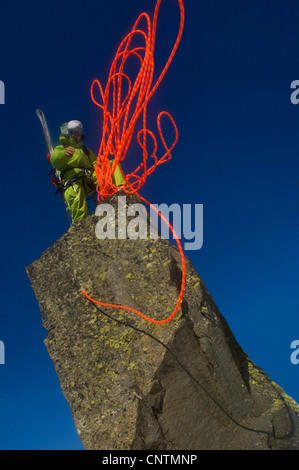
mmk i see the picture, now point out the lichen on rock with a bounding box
[26,193,299,450]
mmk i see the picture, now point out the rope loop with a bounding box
[83,0,186,324]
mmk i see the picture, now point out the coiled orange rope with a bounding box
[82,0,186,324]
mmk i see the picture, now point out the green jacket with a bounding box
[50,135,97,182]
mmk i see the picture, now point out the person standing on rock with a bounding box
[50,120,124,222]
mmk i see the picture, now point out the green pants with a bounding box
[64,176,95,222]
[64,163,124,222]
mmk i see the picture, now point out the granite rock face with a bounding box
[26,192,299,450]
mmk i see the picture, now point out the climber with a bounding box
[50,120,124,222]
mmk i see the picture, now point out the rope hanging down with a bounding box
[81,0,186,324]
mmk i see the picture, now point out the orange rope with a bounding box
[82,0,186,324]
[82,194,186,324]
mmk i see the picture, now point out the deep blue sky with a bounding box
[0,0,298,450]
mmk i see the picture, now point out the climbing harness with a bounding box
[81,0,186,324]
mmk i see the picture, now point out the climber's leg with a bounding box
[64,182,90,222]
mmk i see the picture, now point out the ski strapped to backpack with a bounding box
[36,109,74,224]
